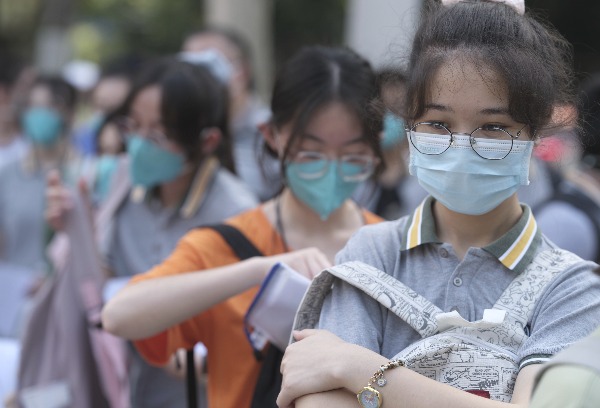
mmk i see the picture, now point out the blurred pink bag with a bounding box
[16,179,130,408]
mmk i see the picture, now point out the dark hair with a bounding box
[270,45,385,176]
[30,76,78,113]
[111,58,234,172]
[377,68,408,115]
[377,68,408,90]
[406,0,575,137]
[184,26,255,91]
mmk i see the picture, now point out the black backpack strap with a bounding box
[185,223,263,408]
[205,224,282,407]
[205,224,263,259]
[186,348,198,408]
[250,346,284,408]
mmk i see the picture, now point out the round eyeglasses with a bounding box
[408,122,526,160]
[290,151,377,182]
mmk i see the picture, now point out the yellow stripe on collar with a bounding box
[499,211,537,270]
[407,200,425,249]
[180,157,219,219]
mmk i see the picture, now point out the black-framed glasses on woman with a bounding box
[408,122,527,160]
[114,116,174,150]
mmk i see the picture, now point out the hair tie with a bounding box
[440,0,525,15]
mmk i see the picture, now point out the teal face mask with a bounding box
[285,160,362,220]
[21,107,64,146]
[126,135,185,188]
[381,111,406,149]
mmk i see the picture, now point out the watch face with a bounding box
[357,386,381,408]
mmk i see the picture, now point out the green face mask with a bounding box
[21,107,64,146]
[126,135,185,188]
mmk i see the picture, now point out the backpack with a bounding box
[532,166,600,263]
[185,224,281,408]
[292,249,581,402]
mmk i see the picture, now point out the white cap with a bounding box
[178,49,233,85]
[62,59,100,92]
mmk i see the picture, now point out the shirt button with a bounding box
[453,277,463,287]
[440,248,449,258]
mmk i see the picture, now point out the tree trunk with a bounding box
[205,0,274,100]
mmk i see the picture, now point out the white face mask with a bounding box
[409,133,534,215]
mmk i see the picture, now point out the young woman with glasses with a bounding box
[101,46,386,408]
[276,1,600,408]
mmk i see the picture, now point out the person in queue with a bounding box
[101,45,386,407]
[276,1,600,407]
[47,57,258,408]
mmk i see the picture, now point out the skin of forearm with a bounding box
[298,364,540,408]
[295,389,356,407]
[101,256,268,340]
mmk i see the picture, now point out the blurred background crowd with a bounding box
[2,0,600,407]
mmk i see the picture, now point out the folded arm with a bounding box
[278,329,540,408]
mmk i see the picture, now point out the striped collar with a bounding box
[401,196,541,274]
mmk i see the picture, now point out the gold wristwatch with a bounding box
[357,359,405,408]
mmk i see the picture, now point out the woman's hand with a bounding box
[277,329,366,408]
[45,169,92,231]
[45,170,73,231]
[265,247,331,280]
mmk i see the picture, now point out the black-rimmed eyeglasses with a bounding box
[408,122,527,160]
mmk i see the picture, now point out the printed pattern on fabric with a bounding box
[295,262,441,338]
[292,249,581,402]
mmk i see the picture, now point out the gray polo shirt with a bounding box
[320,196,600,368]
[106,164,258,277]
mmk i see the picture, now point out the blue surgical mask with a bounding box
[408,134,534,215]
[286,160,362,220]
[381,111,406,149]
[126,135,185,188]
[95,155,119,202]
[21,107,64,146]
